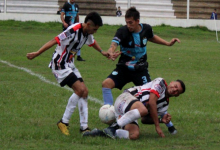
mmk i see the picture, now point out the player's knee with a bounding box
[129,132,139,140]
[139,108,148,117]
[82,88,88,98]
[102,78,114,88]
[143,109,148,116]
[75,87,87,97]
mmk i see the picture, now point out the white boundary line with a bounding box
[214,17,220,43]
[1,59,220,116]
[0,59,103,105]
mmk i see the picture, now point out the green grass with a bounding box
[0,20,220,150]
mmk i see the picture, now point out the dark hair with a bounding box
[84,12,103,26]
[125,7,140,20]
[176,79,186,94]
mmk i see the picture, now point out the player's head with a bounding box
[70,0,75,4]
[84,12,103,34]
[125,7,140,32]
[166,79,185,97]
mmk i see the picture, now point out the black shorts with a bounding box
[60,72,83,88]
[107,65,151,90]
[122,121,139,129]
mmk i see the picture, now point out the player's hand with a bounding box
[110,51,122,61]
[106,51,114,60]
[155,126,165,138]
[63,22,69,29]
[101,51,110,57]
[162,113,171,124]
[168,38,181,46]
[26,52,38,60]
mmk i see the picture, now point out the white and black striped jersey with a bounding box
[49,23,95,70]
[126,77,169,114]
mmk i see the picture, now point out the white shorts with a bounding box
[114,92,138,116]
[52,66,82,84]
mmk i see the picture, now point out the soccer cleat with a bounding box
[83,128,106,137]
[168,126,177,135]
[57,120,70,136]
[109,122,119,129]
[77,56,85,61]
[80,127,91,134]
[103,127,116,139]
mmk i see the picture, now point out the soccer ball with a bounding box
[99,104,116,125]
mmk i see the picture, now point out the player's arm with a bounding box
[149,35,180,46]
[92,41,109,57]
[60,11,68,29]
[148,92,165,138]
[75,13,79,23]
[107,42,121,61]
[26,39,57,60]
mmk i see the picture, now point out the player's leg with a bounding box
[78,95,90,133]
[77,50,85,61]
[122,123,139,140]
[54,68,89,135]
[106,122,139,140]
[102,68,127,105]
[102,78,115,105]
[117,100,148,127]
[71,68,90,133]
[113,92,148,127]
[132,67,151,86]
[103,92,134,139]
[55,69,80,135]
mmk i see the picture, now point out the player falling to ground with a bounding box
[27,12,108,136]
[84,77,185,139]
[102,7,181,134]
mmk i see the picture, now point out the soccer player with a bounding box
[102,7,180,134]
[116,6,122,17]
[103,77,186,140]
[27,12,108,136]
[60,0,85,61]
[210,8,217,20]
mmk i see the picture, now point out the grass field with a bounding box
[0,20,220,150]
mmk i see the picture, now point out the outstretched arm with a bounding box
[149,35,180,46]
[26,39,57,60]
[92,41,109,57]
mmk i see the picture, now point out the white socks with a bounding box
[62,93,88,130]
[115,129,129,139]
[78,97,88,130]
[62,93,80,123]
[117,109,141,127]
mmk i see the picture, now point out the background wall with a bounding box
[0,13,219,31]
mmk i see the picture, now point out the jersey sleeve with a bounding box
[61,2,68,13]
[150,78,166,98]
[112,28,123,45]
[147,25,154,39]
[55,29,75,46]
[86,34,95,47]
